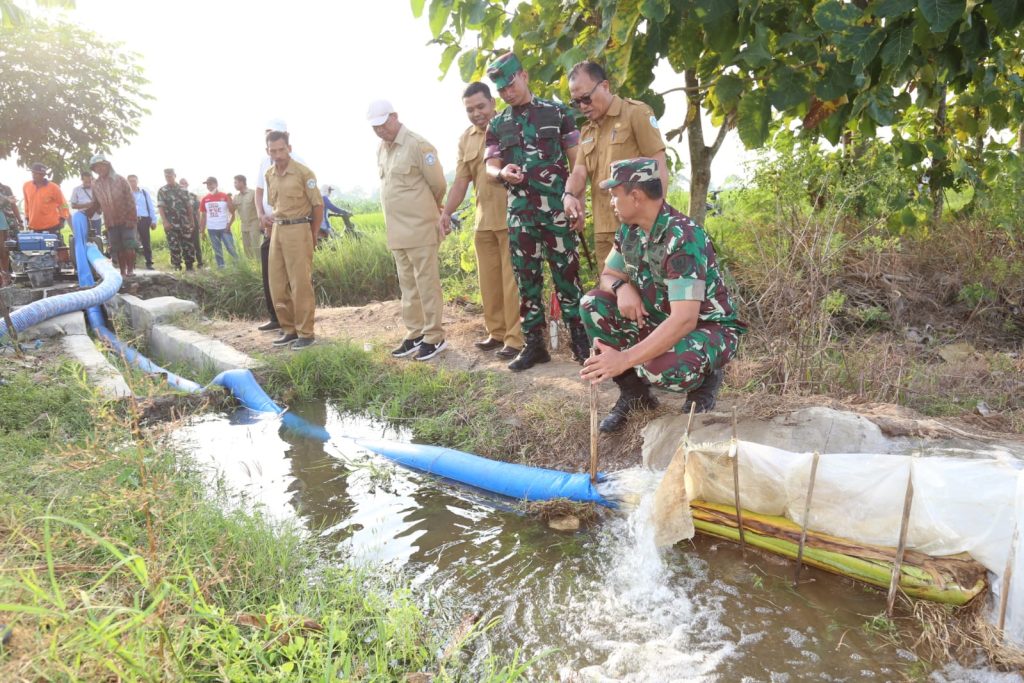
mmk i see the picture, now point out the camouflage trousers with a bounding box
[580,289,741,393]
[166,224,196,269]
[509,219,583,335]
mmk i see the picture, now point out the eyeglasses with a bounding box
[569,81,603,108]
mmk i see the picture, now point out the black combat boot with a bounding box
[508,330,551,372]
[682,368,724,414]
[569,321,590,364]
[599,371,659,433]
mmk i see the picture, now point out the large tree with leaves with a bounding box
[414,0,1024,225]
[0,18,148,182]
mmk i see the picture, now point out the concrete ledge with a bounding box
[149,323,259,376]
[104,294,197,332]
[61,334,132,399]
[21,311,88,339]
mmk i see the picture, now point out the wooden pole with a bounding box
[886,465,915,616]
[793,451,821,587]
[998,523,1019,632]
[731,408,745,553]
[589,349,599,484]
[0,287,22,357]
[684,401,696,439]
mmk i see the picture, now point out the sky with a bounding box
[2,0,751,198]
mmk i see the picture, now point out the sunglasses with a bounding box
[569,81,603,108]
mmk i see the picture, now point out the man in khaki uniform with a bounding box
[264,130,323,350]
[368,99,449,362]
[233,174,261,259]
[440,82,522,359]
[563,61,669,266]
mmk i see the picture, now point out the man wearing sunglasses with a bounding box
[484,52,590,371]
[563,61,669,267]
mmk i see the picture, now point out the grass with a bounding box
[258,340,590,466]
[0,357,530,681]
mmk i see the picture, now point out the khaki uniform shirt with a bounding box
[264,160,322,221]
[233,189,260,233]
[579,96,666,234]
[455,124,507,232]
[378,125,446,250]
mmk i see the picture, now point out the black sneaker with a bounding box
[257,320,281,332]
[391,336,424,358]
[291,337,316,351]
[272,333,298,347]
[414,339,447,361]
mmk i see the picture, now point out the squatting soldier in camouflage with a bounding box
[484,52,590,371]
[579,158,747,433]
[157,168,198,270]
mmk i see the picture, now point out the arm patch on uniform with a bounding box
[307,179,316,189]
[667,277,705,301]
[425,152,436,166]
[649,115,659,129]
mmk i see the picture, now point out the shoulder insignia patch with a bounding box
[425,152,436,166]
[649,115,659,129]
[306,179,316,189]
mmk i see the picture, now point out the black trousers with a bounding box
[136,217,153,267]
[261,232,277,322]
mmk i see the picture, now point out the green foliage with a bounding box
[0,18,149,181]
[958,282,998,308]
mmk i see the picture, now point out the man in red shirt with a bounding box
[22,163,70,233]
[199,177,238,268]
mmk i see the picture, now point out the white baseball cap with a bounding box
[265,117,288,132]
[366,100,395,126]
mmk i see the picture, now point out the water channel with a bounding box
[173,401,1020,681]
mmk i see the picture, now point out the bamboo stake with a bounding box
[793,451,821,587]
[589,349,598,484]
[730,407,745,553]
[998,522,1019,632]
[886,465,915,616]
[0,288,22,357]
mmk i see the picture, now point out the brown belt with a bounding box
[274,217,311,225]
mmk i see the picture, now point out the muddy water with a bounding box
[175,401,980,681]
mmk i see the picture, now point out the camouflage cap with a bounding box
[599,157,659,190]
[487,52,523,89]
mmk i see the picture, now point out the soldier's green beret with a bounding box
[487,52,523,89]
[600,157,659,190]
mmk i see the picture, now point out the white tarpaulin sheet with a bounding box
[685,441,1024,643]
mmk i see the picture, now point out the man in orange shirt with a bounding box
[23,163,70,233]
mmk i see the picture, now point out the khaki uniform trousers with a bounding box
[241,228,261,260]
[268,223,316,338]
[475,229,522,349]
[393,244,445,345]
[595,231,616,270]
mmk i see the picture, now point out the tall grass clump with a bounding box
[0,358,528,681]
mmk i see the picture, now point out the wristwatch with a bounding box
[610,278,627,294]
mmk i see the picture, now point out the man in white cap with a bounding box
[368,99,449,361]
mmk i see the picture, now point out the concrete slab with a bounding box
[149,323,259,376]
[642,406,908,470]
[61,334,132,399]
[21,311,88,339]
[3,281,80,307]
[104,293,197,332]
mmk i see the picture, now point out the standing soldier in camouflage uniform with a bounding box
[157,168,198,271]
[485,52,589,371]
[563,61,669,266]
[179,178,204,268]
[580,158,746,432]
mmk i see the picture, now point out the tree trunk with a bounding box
[930,86,948,226]
[682,69,734,226]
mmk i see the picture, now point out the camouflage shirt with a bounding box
[485,96,580,226]
[606,202,745,331]
[0,181,23,232]
[157,183,196,231]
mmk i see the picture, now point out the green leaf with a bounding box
[991,0,1024,29]
[439,44,460,77]
[428,0,452,38]
[873,0,916,18]
[713,73,745,111]
[767,67,809,111]
[737,89,771,148]
[835,25,885,69]
[917,0,966,33]
[458,48,479,82]
[814,55,857,100]
[813,0,861,31]
[410,0,426,17]
[879,19,914,70]
[739,34,772,68]
[696,0,739,53]
[641,0,670,22]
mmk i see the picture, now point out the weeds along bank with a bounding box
[0,359,525,681]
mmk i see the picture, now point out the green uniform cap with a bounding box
[163,168,175,175]
[487,52,523,89]
[599,157,659,190]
